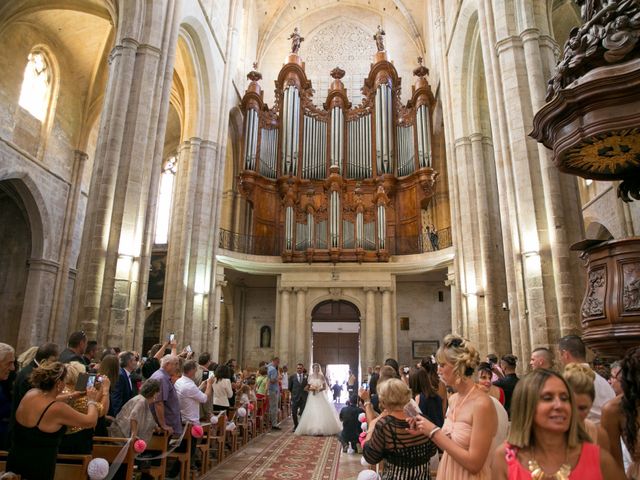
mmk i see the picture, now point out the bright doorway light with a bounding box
[325,364,350,404]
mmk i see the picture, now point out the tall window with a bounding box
[154,156,178,245]
[18,51,51,121]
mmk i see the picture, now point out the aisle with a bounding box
[203,418,344,479]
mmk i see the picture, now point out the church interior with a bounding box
[1,0,640,478]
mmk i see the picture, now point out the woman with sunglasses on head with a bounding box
[413,335,497,479]
[493,369,624,479]
[7,361,103,479]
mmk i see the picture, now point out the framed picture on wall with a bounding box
[147,252,167,300]
[412,340,440,359]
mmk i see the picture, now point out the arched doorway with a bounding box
[0,181,31,347]
[311,300,360,387]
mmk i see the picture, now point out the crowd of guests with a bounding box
[0,332,288,479]
[0,330,639,480]
[350,334,637,480]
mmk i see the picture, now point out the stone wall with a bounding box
[396,281,451,366]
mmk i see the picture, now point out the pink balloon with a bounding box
[191,425,204,438]
[248,403,255,411]
[134,439,147,453]
[359,431,367,448]
[358,413,366,423]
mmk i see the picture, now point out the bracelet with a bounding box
[428,426,441,440]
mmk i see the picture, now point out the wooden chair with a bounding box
[194,423,213,476]
[92,436,136,480]
[167,424,192,480]
[142,430,169,480]
[54,454,91,480]
[225,412,240,454]
[246,401,257,440]
[210,413,227,465]
[255,397,265,434]
[235,408,250,446]
[0,449,8,472]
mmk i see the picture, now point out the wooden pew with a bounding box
[92,436,136,480]
[54,454,91,480]
[141,430,169,480]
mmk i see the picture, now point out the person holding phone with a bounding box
[362,378,438,478]
[7,362,104,479]
[59,361,111,454]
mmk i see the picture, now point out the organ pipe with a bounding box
[377,204,386,249]
[356,211,363,248]
[285,205,293,250]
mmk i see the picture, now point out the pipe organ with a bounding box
[239,50,438,262]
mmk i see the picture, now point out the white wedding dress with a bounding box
[294,376,342,436]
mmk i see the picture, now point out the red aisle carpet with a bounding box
[229,432,341,480]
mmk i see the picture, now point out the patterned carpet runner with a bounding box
[230,432,341,480]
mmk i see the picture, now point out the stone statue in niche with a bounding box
[260,325,272,348]
[374,25,386,52]
[623,262,640,311]
[288,27,304,54]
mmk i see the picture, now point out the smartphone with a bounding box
[75,372,89,392]
[86,374,97,390]
[168,333,175,342]
[142,356,148,363]
[361,382,368,389]
[202,370,210,381]
[186,345,192,353]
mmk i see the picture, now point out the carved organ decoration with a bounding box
[239,29,438,262]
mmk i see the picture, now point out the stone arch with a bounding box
[584,220,615,241]
[177,18,219,139]
[0,171,49,259]
[307,293,365,322]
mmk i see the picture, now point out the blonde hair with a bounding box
[65,361,87,387]
[17,346,38,369]
[508,369,590,449]
[436,334,479,378]
[377,378,412,411]
[563,363,596,401]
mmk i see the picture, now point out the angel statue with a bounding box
[374,24,386,51]
[288,27,304,54]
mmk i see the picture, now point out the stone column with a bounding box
[381,288,394,360]
[17,258,59,352]
[162,139,218,352]
[278,287,291,364]
[294,287,307,365]
[49,149,87,345]
[71,0,181,348]
[364,288,377,367]
[211,275,226,363]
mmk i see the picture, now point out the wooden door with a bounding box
[312,332,359,379]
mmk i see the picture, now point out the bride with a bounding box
[294,363,342,436]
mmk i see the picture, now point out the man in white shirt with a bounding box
[174,360,214,471]
[558,335,615,424]
[175,360,213,425]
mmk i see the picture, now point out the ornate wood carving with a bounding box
[531,1,640,202]
[576,238,640,358]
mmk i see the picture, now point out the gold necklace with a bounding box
[528,447,572,480]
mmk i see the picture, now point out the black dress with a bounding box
[7,401,66,480]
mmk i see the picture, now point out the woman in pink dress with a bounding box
[414,335,497,479]
[493,369,623,479]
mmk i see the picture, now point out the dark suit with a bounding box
[59,348,87,365]
[110,367,136,416]
[339,404,364,450]
[289,373,308,428]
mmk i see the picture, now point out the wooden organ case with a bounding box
[238,50,438,263]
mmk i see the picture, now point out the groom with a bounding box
[289,363,308,430]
